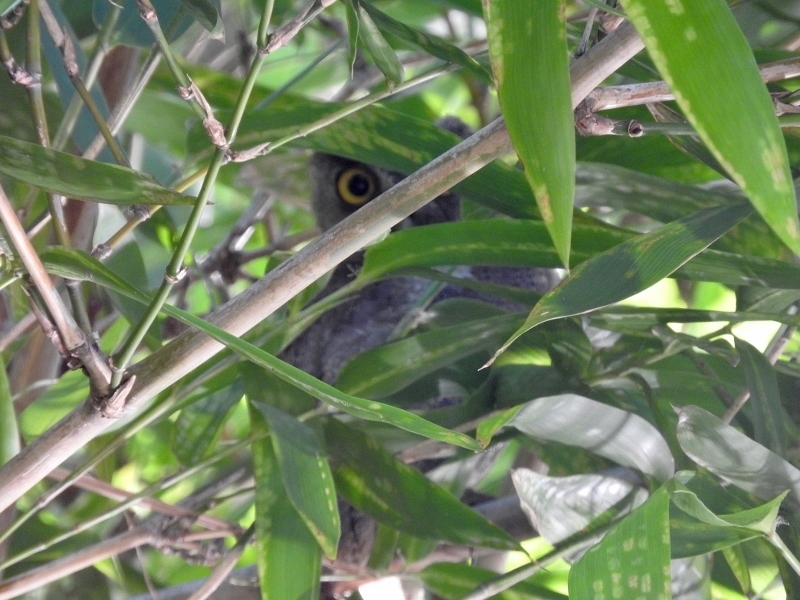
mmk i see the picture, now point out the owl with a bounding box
[281,146,555,574]
[281,148,557,385]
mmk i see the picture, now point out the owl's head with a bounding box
[308,153,461,232]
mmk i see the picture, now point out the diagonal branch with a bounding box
[0,22,645,514]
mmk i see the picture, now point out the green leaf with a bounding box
[42,247,481,452]
[0,355,19,465]
[335,312,524,398]
[589,306,800,332]
[513,469,648,545]
[485,0,574,266]
[324,419,519,551]
[360,1,492,84]
[179,0,220,32]
[490,202,754,364]
[252,403,340,559]
[343,0,359,73]
[677,405,800,511]
[576,162,788,260]
[418,562,567,600]
[223,100,539,219]
[667,479,787,536]
[249,405,322,600]
[568,487,671,600]
[620,0,800,254]
[361,217,800,290]
[735,338,786,457]
[0,134,193,205]
[479,394,675,482]
[345,0,404,87]
[171,379,243,465]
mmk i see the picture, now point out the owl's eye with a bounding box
[336,167,378,207]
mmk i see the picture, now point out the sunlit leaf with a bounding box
[677,405,800,511]
[568,487,671,599]
[249,404,322,600]
[478,394,675,482]
[489,202,754,364]
[485,0,574,266]
[513,469,648,545]
[620,0,800,254]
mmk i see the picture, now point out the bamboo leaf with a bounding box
[568,487,671,599]
[360,1,492,83]
[620,0,800,254]
[484,0,574,266]
[677,405,800,511]
[0,355,19,466]
[252,402,340,559]
[735,338,786,457]
[0,134,193,206]
[171,380,243,466]
[478,394,674,482]
[488,202,754,364]
[344,0,404,87]
[513,469,648,545]
[42,248,481,452]
[335,312,523,398]
[324,419,519,550]
[249,404,322,600]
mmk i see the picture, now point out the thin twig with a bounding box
[0,184,111,395]
[0,21,645,515]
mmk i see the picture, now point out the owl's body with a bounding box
[282,147,557,385]
[281,142,556,575]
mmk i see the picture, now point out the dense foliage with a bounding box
[1,0,800,598]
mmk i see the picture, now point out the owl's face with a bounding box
[308,153,460,231]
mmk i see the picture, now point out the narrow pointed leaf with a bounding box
[620,0,800,254]
[360,1,491,83]
[0,356,19,466]
[171,380,243,465]
[569,487,671,600]
[347,0,404,87]
[361,217,800,290]
[42,248,481,451]
[484,0,574,266]
[489,202,754,364]
[418,562,568,600]
[324,419,519,550]
[253,403,340,559]
[335,312,523,398]
[735,338,786,457]
[0,135,193,205]
[249,405,322,600]
[677,405,800,511]
[667,479,787,536]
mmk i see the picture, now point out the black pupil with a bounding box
[348,174,371,197]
